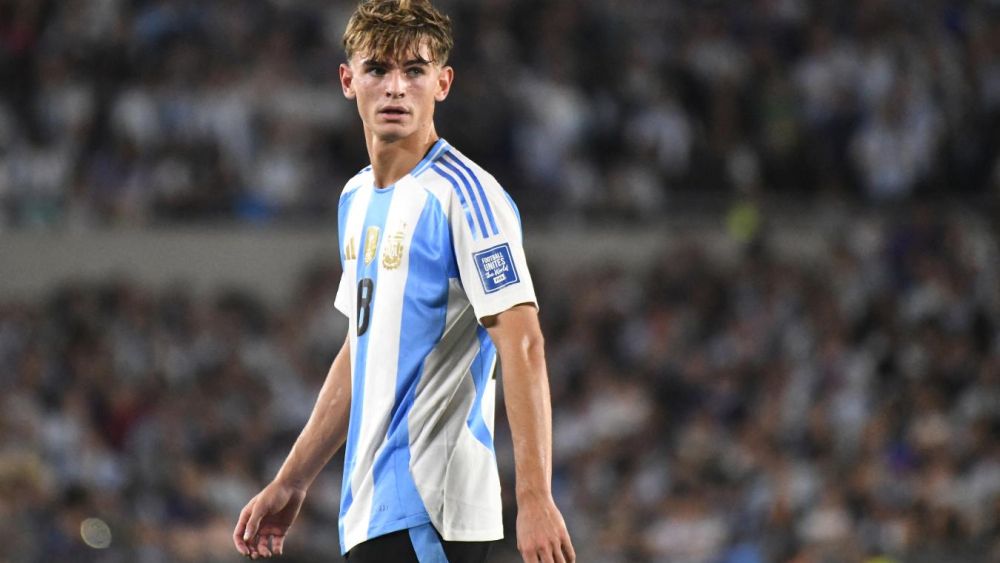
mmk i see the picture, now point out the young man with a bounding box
[232,1,575,562]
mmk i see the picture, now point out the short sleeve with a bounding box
[335,271,352,317]
[442,155,537,321]
[334,181,362,319]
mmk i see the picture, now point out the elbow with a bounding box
[522,331,546,365]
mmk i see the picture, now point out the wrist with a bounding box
[515,486,553,504]
[273,470,313,494]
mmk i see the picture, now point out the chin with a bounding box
[373,126,417,143]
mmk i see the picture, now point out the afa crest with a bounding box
[382,224,406,270]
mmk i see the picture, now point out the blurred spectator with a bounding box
[0,0,999,229]
[2,207,998,561]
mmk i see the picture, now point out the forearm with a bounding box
[274,337,352,491]
[499,334,553,500]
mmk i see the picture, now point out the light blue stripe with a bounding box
[411,139,450,177]
[431,164,479,240]
[408,523,449,563]
[339,187,394,553]
[438,156,490,239]
[466,326,496,451]
[367,196,449,538]
[443,152,499,237]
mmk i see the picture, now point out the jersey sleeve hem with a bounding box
[470,291,539,323]
[436,526,505,543]
[334,272,353,318]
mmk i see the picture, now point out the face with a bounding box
[339,42,453,143]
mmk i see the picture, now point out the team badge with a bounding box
[382,224,406,270]
[473,243,520,293]
[364,226,380,265]
[344,236,357,261]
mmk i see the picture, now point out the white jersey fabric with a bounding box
[333,138,537,554]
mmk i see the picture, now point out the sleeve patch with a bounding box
[473,243,520,293]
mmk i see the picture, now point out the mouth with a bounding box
[378,106,410,117]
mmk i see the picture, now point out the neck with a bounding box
[365,127,439,188]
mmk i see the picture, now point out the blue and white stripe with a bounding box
[332,139,536,555]
[411,139,451,177]
[430,151,500,240]
[442,152,499,237]
[430,162,478,240]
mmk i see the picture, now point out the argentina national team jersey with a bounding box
[333,139,537,554]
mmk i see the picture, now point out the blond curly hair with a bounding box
[343,0,453,65]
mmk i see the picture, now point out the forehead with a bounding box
[351,40,436,66]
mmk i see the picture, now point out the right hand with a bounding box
[233,481,307,559]
[515,493,576,563]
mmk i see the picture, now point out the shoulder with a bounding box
[416,143,506,206]
[438,147,504,195]
[340,165,372,202]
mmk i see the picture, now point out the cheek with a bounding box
[412,82,438,105]
[357,90,379,111]
[355,79,380,101]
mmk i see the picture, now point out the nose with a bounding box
[385,69,405,98]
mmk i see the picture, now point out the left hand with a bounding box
[515,494,575,563]
[233,480,306,559]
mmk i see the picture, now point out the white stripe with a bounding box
[341,180,430,549]
[341,181,372,546]
[408,279,503,541]
[342,184,373,333]
[440,152,490,237]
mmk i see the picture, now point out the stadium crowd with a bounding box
[3,0,1000,562]
[1,0,1000,228]
[1,206,998,562]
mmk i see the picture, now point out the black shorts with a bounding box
[346,523,494,563]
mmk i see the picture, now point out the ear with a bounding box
[435,66,454,102]
[340,63,356,100]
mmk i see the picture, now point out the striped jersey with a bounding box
[333,138,537,554]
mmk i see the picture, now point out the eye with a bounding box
[406,67,425,77]
[367,66,386,77]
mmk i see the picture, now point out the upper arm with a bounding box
[483,303,545,359]
[437,157,538,321]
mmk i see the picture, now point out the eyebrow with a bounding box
[362,57,431,67]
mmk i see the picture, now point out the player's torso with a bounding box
[339,176,457,345]
[335,148,506,552]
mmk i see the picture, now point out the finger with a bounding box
[553,541,567,563]
[561,537,576,563]
[244,502,265,543]
[233,503,253,555]
[234,533,250,556]
[256,534,273,558]
[273,534,286,556]
[523,546,553,563]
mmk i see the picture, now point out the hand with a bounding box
[516,494,576,563]
[233,481,307,559]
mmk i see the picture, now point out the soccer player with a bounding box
[232,1,576,562]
